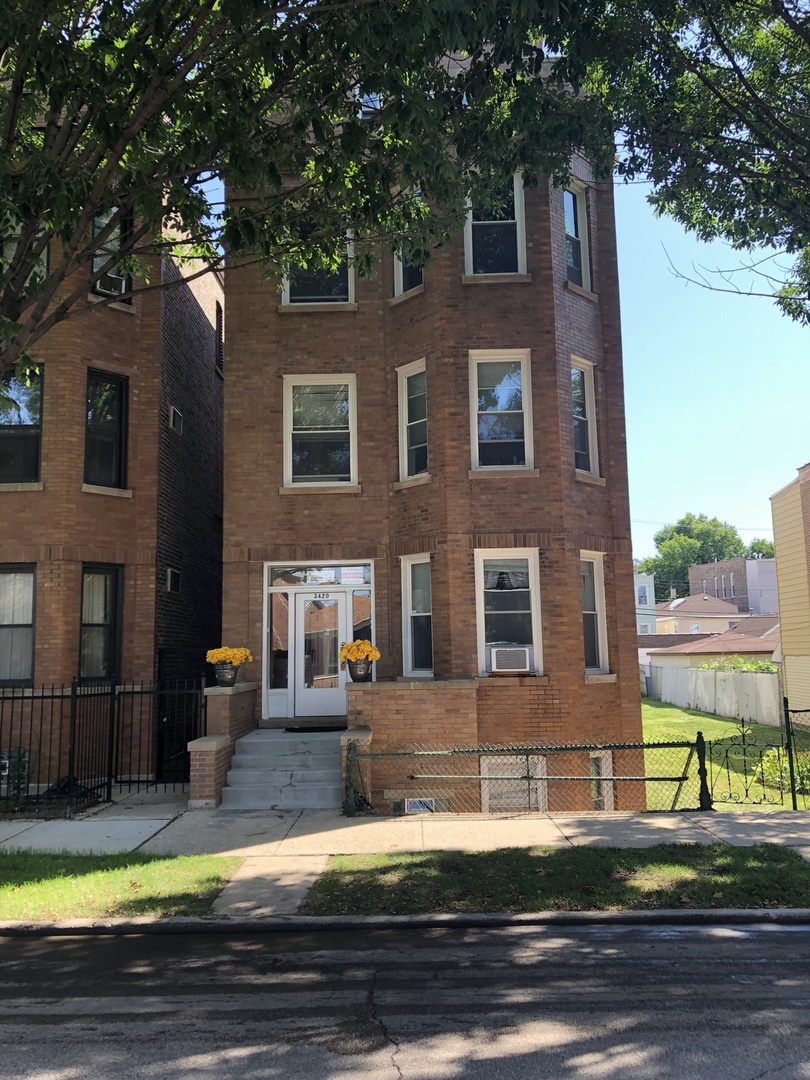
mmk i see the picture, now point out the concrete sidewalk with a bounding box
[5,793,810,916]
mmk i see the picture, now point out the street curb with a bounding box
[3,908,810,936]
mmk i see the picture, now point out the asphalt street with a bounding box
[3,923,810,1078]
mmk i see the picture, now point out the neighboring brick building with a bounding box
[0,257,224,687]
[221,163,642,811]
[688,557,778,614]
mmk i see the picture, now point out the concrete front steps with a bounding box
[219,729,345,810]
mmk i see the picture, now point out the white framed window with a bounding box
[589,751,614,810]
[571,356,599,476]
[283,375,357,486]
[580,551,608,673]
[564,183,590,291]
[636,585,648,607]
[702,578,707,594]
[401,554,433,676]
[397,359,427,480]
[638,621,651,634]
[474,548,543,676]
[0,565,35,686]
[730,572,735,597]
[464,174,526,276]
[168,405,184,435]
[394,251,423,296]
[689,621,700,633]
[92,208,132,300]
[469,349,533,470]
[282,244,355,305]
[714,576,719,597]
[721,574,727,599]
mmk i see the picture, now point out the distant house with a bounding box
[771,463,810,711]
[688,557,778,614]
[634,571,656,634]
[646,627,780,670]
[655,594,741,635]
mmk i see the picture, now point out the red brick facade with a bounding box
[222,168,642,804]
[0,258,224,685]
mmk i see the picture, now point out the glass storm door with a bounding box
[293,592,348,716]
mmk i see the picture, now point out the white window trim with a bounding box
[282,374,358,487]
[464,174,527,277]
[468,349,534,471]
[281,242,355,305]
[571,354,599,478]
[397,358,427,482]
[730,572,735,597]
[473,548,543,677]
[394,251,423,297]
[565,181,591,292]
[581,550,609,674]
[401,553,433,677]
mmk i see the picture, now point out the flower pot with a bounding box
[346,659,373,682]
[214,662,238,687]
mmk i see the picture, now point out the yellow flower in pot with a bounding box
[206,647,253,686]
[339,639,380,682]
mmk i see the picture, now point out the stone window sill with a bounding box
[388,284,425,307]
[564,280,599,303]
[82,483,133,498]
[0,481,43,492]
[585,673,617,685]
[462,273,531,285]
[469,468,539,479]
[279,483,362,495]
[88,293,135,313]
[575,470,606,487]
[393,473,431,490]
[277,302,359,314]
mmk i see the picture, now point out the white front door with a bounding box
[293,591,349,716]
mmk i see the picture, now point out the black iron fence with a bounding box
[344,737,713,816]
[0,678,206,817]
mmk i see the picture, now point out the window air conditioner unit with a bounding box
[95,271,127,297]
[490,646,531,674]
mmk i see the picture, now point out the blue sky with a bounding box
[613,181,810,561]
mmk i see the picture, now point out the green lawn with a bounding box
[300,844,810,915]
[641,698,799,811]
[0,851,241,920]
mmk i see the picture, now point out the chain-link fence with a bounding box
[344,738,711,816]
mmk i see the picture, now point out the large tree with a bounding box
[592,0,810,322]
[637,512,746,599]
[0,0,617,377]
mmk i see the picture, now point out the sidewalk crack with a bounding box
[369,971,403,1079]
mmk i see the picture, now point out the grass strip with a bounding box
[299,843,810,916]
[0,851,241,920]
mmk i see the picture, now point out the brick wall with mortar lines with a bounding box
[223,175,641,744]
[155,262,224,670]
[1,255,223,687]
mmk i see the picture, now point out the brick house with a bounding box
[0,254,224,688]
[688,557,778,614]
[216,162,642,812]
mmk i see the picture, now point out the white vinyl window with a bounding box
[0,566,35,685]
[638,621,651,634]
[580,551,608,673]
[730,572,735,597]
[394,251,423,296]
[401,554,433,676]
[283,375,357,486]
[464,174,526,276]
[722,575,727,599]
[469,349,533,470]
[474,548,543,676]
[397,359,428,480]
[282,244,355,304]
[564,183,590,291]
[571,356,599,476]
[636,585,649,607]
